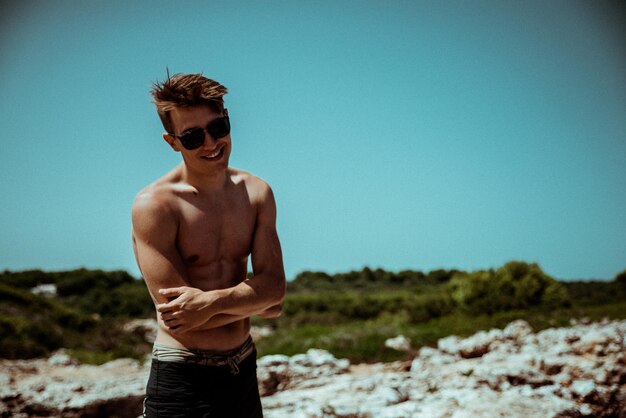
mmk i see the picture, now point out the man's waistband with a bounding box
[152,336,255,375]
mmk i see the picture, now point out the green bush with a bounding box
[0,282,40,305]
[288,267,458,292]
[0,314,62,359]
[0,269,48,289]
[448,261,570,314]
[56,269,135,296]
[408,294,454,323]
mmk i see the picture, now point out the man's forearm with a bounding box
[156,274,284,333]
[208,274,285,318]
[257,303,282,318]
[187,304,281,333]
[190,313,249,331]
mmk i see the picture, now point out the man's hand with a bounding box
[156,286,218,334]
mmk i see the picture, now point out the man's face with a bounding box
[164,105,231,169]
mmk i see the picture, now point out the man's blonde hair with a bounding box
[150,72,228,134]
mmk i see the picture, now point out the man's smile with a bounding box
[201,145,225,160]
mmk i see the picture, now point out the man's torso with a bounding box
[137,166,260,351]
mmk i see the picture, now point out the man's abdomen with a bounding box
[155,318,251,351]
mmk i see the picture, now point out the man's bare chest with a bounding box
[175,197,257,264]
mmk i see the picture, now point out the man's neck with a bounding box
[180,163,230,192]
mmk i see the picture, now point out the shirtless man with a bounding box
[132,72,286,417]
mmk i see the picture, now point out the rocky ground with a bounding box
[1,319,625,417]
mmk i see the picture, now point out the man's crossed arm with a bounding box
[156,278,284,334]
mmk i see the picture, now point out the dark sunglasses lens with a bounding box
[180,129,205,150]
[207,117,230,139]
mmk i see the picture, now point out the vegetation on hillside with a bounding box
[0,269,152,362]
[255,263,625,361]
[1,263,625,363]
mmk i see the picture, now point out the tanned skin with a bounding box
[132,104,286,351]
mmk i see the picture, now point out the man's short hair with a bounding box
[150,72,228,134]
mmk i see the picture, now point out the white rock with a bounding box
[503,319,533,340]
[122,318,158,343]
[569,379,596,398]
[301,348,339,366]
[372,385,406,406]
[578,403,593,415]
[456,328,503,358]
[30,283,57,296]
[377,401,419,418]
[250,325,274,341]
[47,350,76,367]
[437,335,462,354]
[258,354,290,367]
[385,335,411,351]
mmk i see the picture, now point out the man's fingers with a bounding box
[157,287,188,309]
[162,314,182,327]
[167,319,181,327]
[160,311,178,322]
[156,303,176,313]
[169,322,190,333]
[159,287,187,297]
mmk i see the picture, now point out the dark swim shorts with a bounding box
[143,337,263,418]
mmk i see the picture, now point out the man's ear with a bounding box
[224,108,229,117]
[163,133,181,152]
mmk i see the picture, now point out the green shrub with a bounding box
[0,269,48,289]
[0,314,60,359]
[288,267,458,292]
[0,283,39,305]
[448,261,570,314]
[56,269,134,296]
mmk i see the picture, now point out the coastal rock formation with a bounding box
[1,319,625,417]
[0,353,148,418]
[257,348,351,396]
[260,319,626,417]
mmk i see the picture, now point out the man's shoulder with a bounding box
[229,167,273,200]
[132,167,182,216]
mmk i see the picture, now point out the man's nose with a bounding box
[201,129,217,145]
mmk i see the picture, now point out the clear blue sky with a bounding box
[1,1,624,281]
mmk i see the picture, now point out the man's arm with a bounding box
[257,303,283,318]
[132,191,243,333]
[157,181,286,321]
[213,181,286,315]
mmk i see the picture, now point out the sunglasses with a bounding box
[172,116,231,150]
